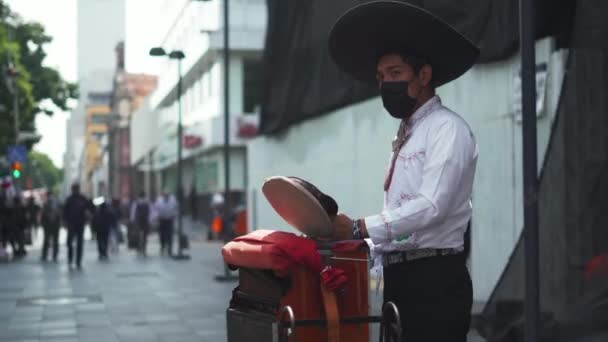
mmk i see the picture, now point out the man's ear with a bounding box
[418,64,433,87]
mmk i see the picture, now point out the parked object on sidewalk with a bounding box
[224,176,401,341]
[209,193,225,241]
[211,215,223,237]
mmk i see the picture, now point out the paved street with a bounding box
[0,224,233,342]
[0,222,485,342]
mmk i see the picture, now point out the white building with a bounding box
[62,0,126,199]
[130,0,266,206]
[247,37,568,303]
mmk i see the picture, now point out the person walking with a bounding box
[154,192,178,256]
[63,184,94,269]
[10,196,28,257]
[130,191,152,256]
[40,190,62,262]
[24,196,40,246]
[109,198,122,254]
[91,200,115,260]
[0,192,10,259]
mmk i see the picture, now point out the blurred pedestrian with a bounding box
[0,192,9,255]
[189,186,198,221]
[130,191,152,256]
[40,190,62,262]
[24,196,40,246]
[154,191,178,256]
[10,196,28,257]
[109,198,122,254]
[63,184,94,269]
[209,193,224,241]
[91,199,115,260]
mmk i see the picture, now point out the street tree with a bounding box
[0,1,77,153]
[23,150,63,193]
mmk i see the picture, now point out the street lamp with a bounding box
[211,0,239,282]
[148,47,190,260]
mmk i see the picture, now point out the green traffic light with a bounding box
[12,169,21,178]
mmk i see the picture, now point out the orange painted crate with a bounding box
[277,246,370,341]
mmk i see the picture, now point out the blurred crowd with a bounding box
[0,183,180,267]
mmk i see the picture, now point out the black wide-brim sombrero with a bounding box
[328,1,480,87]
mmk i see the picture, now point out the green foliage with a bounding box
[22,150,62,192]
[0,0,77,154]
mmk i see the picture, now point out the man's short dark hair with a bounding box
[377,51,434,86]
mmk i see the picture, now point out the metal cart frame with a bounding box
[277,301,402,342]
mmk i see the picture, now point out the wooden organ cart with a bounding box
[223,176,401,342]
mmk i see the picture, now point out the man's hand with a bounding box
[331,213,354,240]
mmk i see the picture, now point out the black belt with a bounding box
[382,248,464,267]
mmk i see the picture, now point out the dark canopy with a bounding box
[260,0,574,135]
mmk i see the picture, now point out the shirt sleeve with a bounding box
[364,119,475,244]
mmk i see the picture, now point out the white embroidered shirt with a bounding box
[364,95,478,253]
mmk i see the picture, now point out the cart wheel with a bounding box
[278,305,296,342]
[379,301,402,342]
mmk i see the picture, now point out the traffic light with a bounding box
[11,162,22,179]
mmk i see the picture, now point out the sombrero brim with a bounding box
[262,176,333,238]
[328,1,480,87]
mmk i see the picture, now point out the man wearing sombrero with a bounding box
[328,1,479,340]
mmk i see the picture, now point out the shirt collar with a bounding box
[406,95,442,127]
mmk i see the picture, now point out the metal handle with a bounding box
[379,301,402,342]
[278,305,296,342]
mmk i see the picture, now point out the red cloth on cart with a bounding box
[222,230,322,277]
[222,230,350,290]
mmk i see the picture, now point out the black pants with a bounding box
[14,226,26,254]
[137,222,149,255]
[1,226,17,252]
[66,225,84,266]
[383,254,472,342]
[42,225,59,261]
[96,228,109,258]
[159,219,174,256]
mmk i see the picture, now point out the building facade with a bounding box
[63,0,126,199]
[107,42,157,203]
[130,0,266,221]
[83,92,112,196]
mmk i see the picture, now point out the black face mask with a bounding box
[380,81,417,119]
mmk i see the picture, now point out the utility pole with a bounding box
[519,0,540,341]
[223,0,231,221]
[215,0,237,282]
[13,79,19,146]
[6,23,21,192]
[175,57,188,259]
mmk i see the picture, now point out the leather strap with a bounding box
[320,284,340,342]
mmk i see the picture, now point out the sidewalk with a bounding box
[0,230,234,342]
[0,221,485,342]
